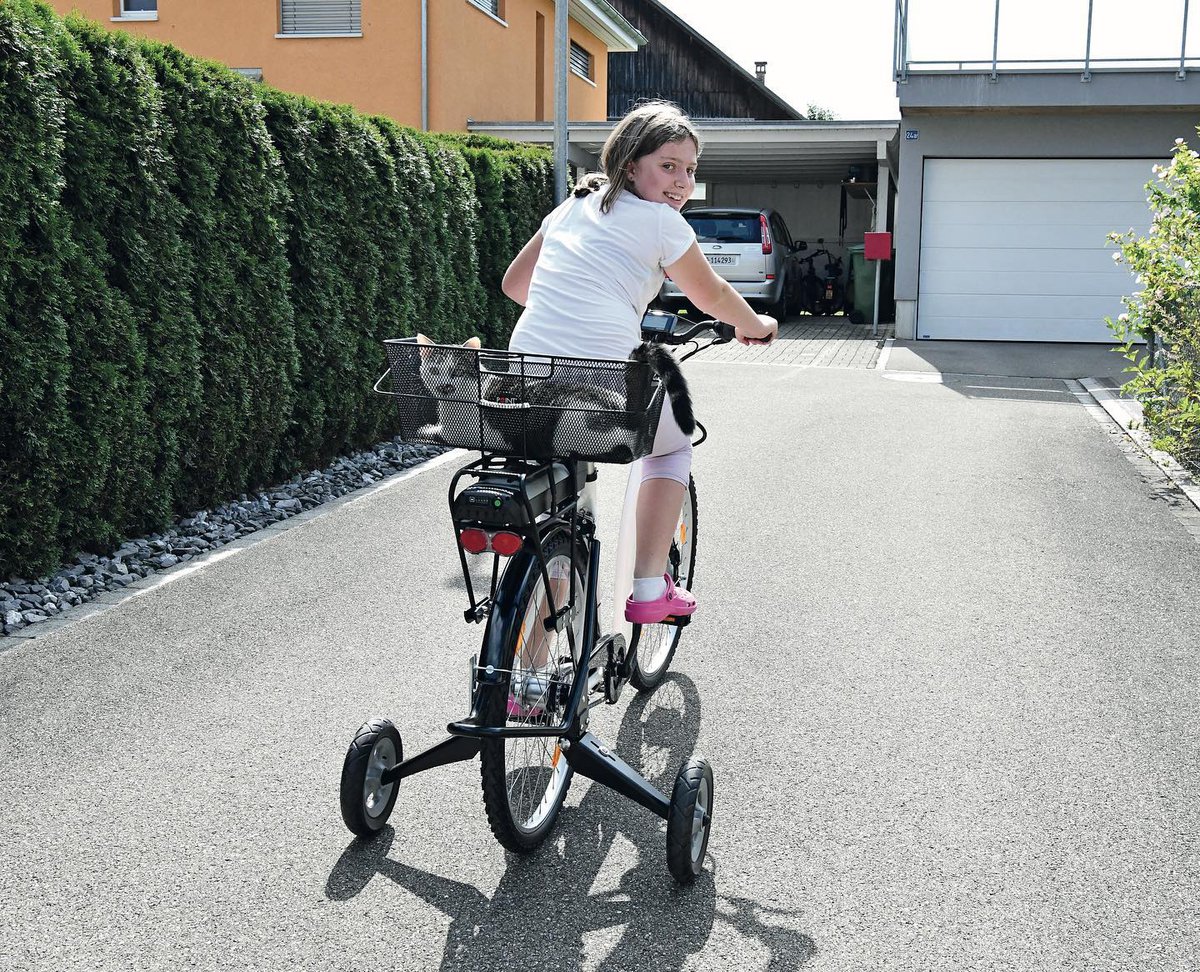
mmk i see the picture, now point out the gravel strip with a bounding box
[1,439,446,637]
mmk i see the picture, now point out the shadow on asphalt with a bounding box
[883,373,1084,405]
[325,674,817,971]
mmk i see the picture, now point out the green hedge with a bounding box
[0,0,554,578]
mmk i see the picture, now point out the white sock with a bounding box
[632,576,667,602]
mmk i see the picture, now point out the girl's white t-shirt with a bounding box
[508,188,696,360]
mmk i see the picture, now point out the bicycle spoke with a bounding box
[499,551,580,833]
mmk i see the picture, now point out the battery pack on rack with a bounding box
[452,462,586,528]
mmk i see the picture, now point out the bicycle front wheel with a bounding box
[630,476,698,692]
[479,531,586,852]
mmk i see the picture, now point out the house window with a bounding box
[467,0,504,19]
[569,41,592,81]
[115,0,157,20]
[279,0,361,36]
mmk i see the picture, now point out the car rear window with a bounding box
[686,216,761,244]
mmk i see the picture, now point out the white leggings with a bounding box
[641,402,693,487]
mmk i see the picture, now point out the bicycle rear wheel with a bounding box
[479,531,586,852]
[629,476,697,692]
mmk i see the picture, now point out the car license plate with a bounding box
[706,254,737,266]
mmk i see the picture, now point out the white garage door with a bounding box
[918,158,1158,342]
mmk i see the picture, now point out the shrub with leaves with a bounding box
[1108,134,1200,473]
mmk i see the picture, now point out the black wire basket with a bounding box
[377,338,666,463]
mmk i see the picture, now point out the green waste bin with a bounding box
[845,244,894,325]
[846,244,874,324]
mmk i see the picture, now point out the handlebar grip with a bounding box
[712,322,736,344]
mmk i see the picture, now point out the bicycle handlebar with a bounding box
[674,319,736,345]
[641,310,735,346]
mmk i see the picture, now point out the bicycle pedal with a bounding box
[659,614,692,628]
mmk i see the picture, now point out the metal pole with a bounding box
[991,0,1001,81]
[898,0,909,82]
[893,0,901,81]
[420,0,428,131]
[1082,0,1093,82]
[554,0,569,203]
[1180,0,1190,80]
[872,147,891,338]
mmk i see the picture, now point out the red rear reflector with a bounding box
[760,214,773,255]
[459,529,489,555]
[490,532,523,557]
[765,274,776,280]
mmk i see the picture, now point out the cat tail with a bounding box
[630,343,695,436]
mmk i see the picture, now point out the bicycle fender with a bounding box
[476,548,541,683]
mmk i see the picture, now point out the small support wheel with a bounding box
[666,757,713,883]
[340,718,402,838]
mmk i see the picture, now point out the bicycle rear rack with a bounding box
[447,454,587,627]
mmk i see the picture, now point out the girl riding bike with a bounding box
[501,101,777,626]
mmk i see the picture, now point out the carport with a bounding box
[469,119,900,326]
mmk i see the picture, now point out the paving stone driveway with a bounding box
[700,315,891,369]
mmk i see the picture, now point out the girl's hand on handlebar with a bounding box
[736,315,777,346]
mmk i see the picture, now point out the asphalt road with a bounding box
[2,360,1198,971]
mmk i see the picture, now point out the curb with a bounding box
[1077,378,1200,513]
[1,449,465,648]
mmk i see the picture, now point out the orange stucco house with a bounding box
[50,0,645,130]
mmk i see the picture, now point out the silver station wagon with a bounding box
[659,207,806,318]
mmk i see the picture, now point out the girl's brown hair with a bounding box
[572,101,701,213]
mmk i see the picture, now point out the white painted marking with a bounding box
[876,337,894,371]
[343,449,464,508]
[128,548,242,599]
[880,372,944,383]
[4,449,467,641]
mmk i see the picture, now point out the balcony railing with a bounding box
[895,0,1197,82]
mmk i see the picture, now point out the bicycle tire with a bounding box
[479,530,586,852]
[339,718,402,838]
[629,475,698,692]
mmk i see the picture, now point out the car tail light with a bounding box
[490,532,523,557]
[459,529,489,555]
[765,274,776,280]
[760,214,773,255]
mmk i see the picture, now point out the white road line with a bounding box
[875,337,895,371]
[4,448,467,643]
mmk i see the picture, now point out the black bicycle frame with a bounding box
[378,317,730,804]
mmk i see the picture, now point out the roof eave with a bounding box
[570,0,647,52]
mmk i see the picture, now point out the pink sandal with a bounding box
[624,573,697,625]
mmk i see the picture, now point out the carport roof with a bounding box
[467,119,899,183]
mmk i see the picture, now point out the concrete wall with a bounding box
[893,107,1198,338]
[51,0,610,130]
